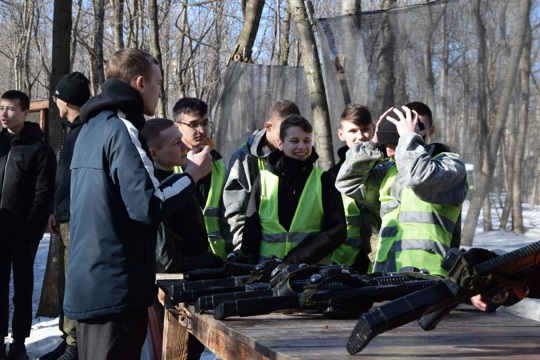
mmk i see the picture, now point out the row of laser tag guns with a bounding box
[161,257,444,321]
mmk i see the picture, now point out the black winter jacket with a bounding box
[0,122,56,242]
[154,167,222,273]
[52,118,84,222]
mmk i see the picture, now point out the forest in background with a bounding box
[0,0,539,245]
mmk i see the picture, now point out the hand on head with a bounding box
[386,105,427,138]
[184,145,213,183]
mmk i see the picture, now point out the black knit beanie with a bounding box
[54,71,91,107]
[377,118,400,146]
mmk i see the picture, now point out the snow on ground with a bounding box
[5,200,540,359]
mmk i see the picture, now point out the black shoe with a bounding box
[57,345,78,360]
[0,344,6,360]
[39,340,67,360]
[6,343,29,360]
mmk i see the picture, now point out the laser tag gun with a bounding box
[210,264,441,320]
[164,258,283,305]
[181,259,260,281]
[347,241,540,355]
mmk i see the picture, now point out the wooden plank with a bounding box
[183,304,540,360]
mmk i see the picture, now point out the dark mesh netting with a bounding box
[212,0,537,170]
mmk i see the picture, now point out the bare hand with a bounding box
[185,145,213,183]
[386,105,427,138]
[48,214,59,235]
[470,294,488,312]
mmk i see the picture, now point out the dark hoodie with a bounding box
[241,148,346,264]
[0,122,56,242]
[52,117,84,222]
[64,79,196,320]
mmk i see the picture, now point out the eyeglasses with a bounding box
[176,120,213,130]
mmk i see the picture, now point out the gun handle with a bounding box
[417,304,457,331]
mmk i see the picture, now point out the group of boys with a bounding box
[2,47,535,360]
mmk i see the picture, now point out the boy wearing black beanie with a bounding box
[336,103,468,278]
[40,71,91,360]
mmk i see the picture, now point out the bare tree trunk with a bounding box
[280,3,292,65]
[512,19,532,234]
[341,0,361,14]
[113,0,125,50]
[49,0,72,152]
[229,0,265,63]
[71,0,83,70]
[91,0,106,91]
[288,0,334,169]
[373,0,396,117]
[149,0,165,117]
[462,0,531,245]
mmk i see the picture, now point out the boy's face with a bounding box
[141,63,163,116]
[0,98,28,134]
[278,126,312,161]
[175,111,209,150]
[337,121,374,148]
[151,125,188,171]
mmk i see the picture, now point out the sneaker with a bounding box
[39,340,67,360]
[6,343,29,360]
[57,345,78,360]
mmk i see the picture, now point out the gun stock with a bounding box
[347,240,540,355]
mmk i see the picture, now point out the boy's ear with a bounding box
[264,121,272,132]
[133,75,145,94]
[337,128,345,141]
[148,147,159,162]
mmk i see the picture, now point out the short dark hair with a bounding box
[340,104,372,127]
[279,114,313,141]
[105,48,159,85]
[141,118,175,149]
[172,97,208,121]
[1,90,30,111]
[268,99,301,124]
[406,101,433,127]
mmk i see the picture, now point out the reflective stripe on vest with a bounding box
[174,161,228,260]
[202,159,228,260]
[375,159,461,277]
[259,168,324,261]
[331,194,362,266]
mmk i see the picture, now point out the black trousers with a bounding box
[0,238,40,340]
[76,309,148,360]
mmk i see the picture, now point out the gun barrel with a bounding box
[213,294,302,320]
[195,289,275,313]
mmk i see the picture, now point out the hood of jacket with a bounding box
[80,78,146,130]
[246,128,274,158]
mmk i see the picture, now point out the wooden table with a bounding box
[161,299,540,360]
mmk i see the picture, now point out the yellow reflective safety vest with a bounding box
[331,194,362,266]
[259,168,327,262]
[174,159,228,260]
[375,160,462,277]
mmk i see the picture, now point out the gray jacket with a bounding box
[223,128,273,250]
[336,133,468,267]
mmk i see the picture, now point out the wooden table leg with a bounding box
[162,308,189,360]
